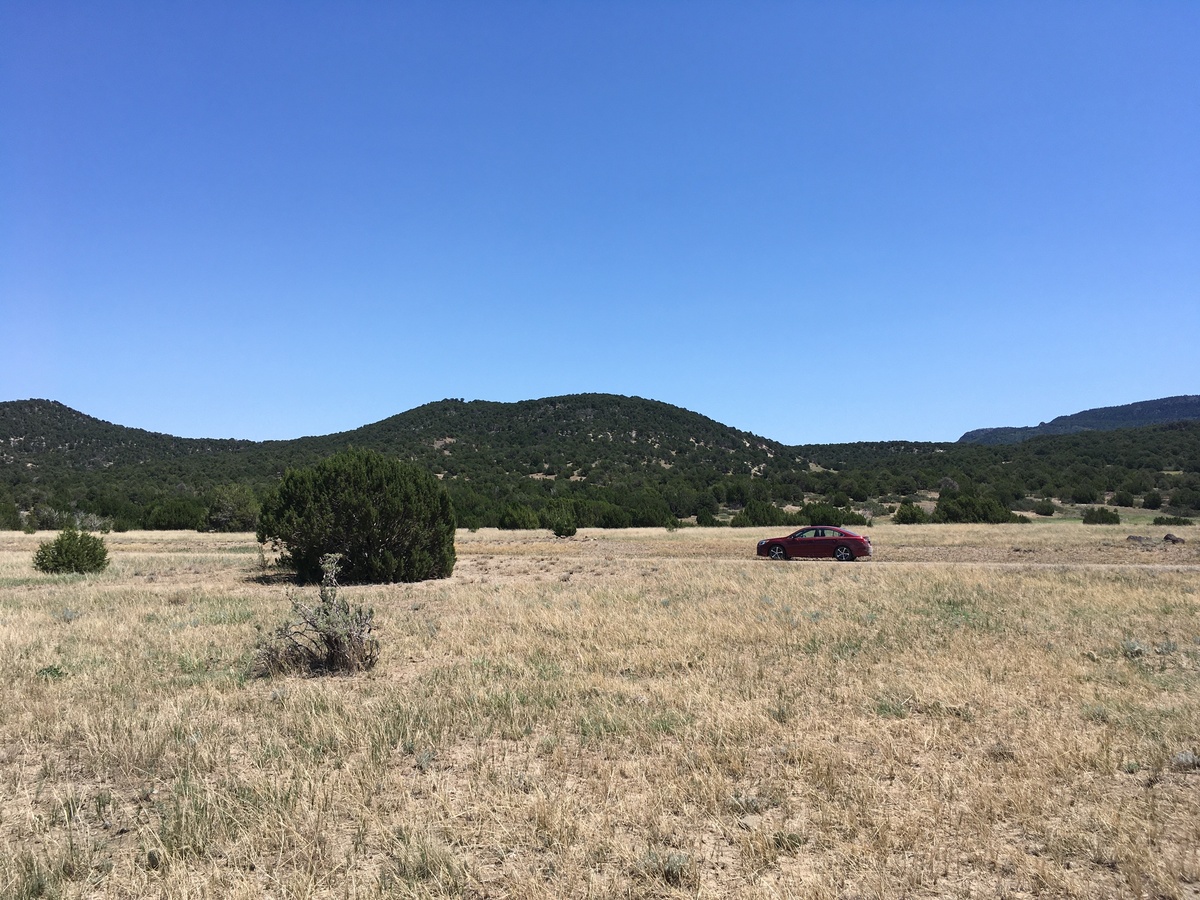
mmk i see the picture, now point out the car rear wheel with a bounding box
[768,545,788,561]
[833,545,855,562]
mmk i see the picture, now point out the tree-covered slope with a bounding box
[2,395,1198,530]
[0,395,796,528]
[320,395,789,481]
[0,395,786,482]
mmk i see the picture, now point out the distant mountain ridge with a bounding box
[958,395,1200,445]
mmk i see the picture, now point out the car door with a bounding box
[811,528,836,557]
[790,528,820,557]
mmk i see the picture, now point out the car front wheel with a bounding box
[768,545,788,561]
[833,545,855,562]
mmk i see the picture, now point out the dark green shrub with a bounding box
[730,499,789,528]
[695,508,717,527]
[1033,499,1056,517]
[1142,491,1162,510]
[0,492,19,531]
[624,490,677,528]
[1109,490,1135,508]
[892,502,929,525]
[1082,507,1120,525]
[802,503,862,526]
[33,526,109,574]
[253,554,379,676]
[541,501,578,538]
[596,504,633,528]
[204,484,260,532]
[1070,485,1098,505]
[1153,516,1193,526]
[933,494,1019,524]
[258,448,455,584]
[1171,488,1200,512]
[499,503,540,530]
[551,517,577,538]
[145,496,206,530]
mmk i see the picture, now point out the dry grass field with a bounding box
[1,522,1198,899]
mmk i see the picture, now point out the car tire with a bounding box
[768,545,788,561]
[833,545,855,562]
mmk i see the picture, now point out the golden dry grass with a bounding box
[1,524,1198,898]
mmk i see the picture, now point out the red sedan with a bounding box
[757,526,872,562]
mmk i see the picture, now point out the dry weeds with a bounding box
[1,524,1197,898]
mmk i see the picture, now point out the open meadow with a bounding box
[1,522,1198,899]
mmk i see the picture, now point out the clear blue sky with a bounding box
[3,2,1197,445]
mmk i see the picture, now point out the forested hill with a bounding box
[311,394,789,479]
[0,395,796,528]
[0,394,787,481]
[959,395,1200,445]
[2,395,1198,531]
[0,399,259,466]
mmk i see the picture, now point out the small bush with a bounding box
[634,849,697,889]
[1109,490,1135,508]
[499,503,540,530]
[1070,485,1099,505]
[729,499,789,528]
[933,493,1020,524]
[33,526,109,574]
[1033,499,1056,517]
[1171,487,1200,512]
[1082,507,1120,525]
[892,502,929,524]
[0,493,20,530]
[144,496,207,530]
[539,501,578,537]
[550,516,577,538]
[204,484,260,532]
[1142,491,1163,510]
[253,554,379,676]
[1153,516,1193,526]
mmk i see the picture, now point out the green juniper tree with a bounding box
[258,448,455,584]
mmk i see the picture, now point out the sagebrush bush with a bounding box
[33,526,109,574]
[253,554,379,676]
